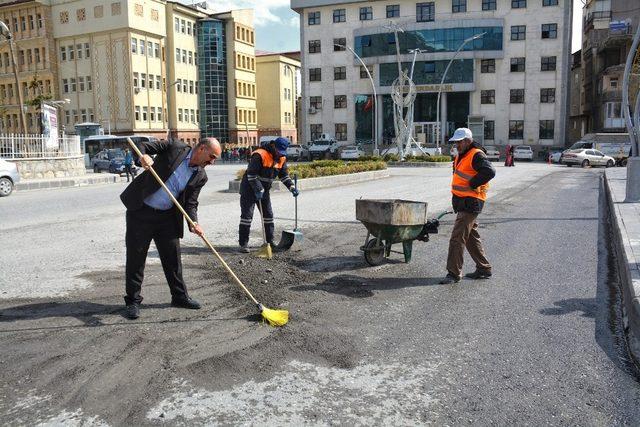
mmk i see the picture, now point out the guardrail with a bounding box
[0,134,81,159]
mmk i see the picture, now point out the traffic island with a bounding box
[604,167,640,364]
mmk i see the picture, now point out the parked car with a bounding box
[562,149,616,168]
[513,145,534,161]
[382,143,440,157]
[286,144,310,161]
[0,157,20,197]
[483,145,500,161]
[550,152,563,163]
[340,145,365,160]
[91,149,137,175]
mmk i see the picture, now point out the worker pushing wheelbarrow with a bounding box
[356,199,450,266]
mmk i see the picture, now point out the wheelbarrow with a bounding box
[356,199,448,266]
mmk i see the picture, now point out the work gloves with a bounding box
[254,188,264,200]
[290,188,300,197]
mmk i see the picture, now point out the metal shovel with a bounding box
[276,174,303,252]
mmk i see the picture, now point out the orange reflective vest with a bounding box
[452,147,489,201]
[253,148,286,170]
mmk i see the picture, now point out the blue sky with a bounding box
[197,1,583,54]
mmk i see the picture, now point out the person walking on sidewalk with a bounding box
[120,137,222,319]
[440,128,496,284]
[124,148,136,182]
[238,137,299,253]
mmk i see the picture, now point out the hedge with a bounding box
[235,159,387,180]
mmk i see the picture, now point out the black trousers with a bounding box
[239,187,274,246]
[125,165,136,182]
[124,206,188,305]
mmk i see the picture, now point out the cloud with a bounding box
[196,0,293,27]
[289,16,299,28]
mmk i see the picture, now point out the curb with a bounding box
[604,170,640,363]
[387,161,452,168]
[227,169,390,193]
[16,174,119,191]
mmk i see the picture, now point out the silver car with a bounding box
[562,149,616,168]
[0,157,20,197]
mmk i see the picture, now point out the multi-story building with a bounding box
[256,51,300,143]
[292,0,572,157]
[50,0,167,138]
[165,1,205,144]
[581,0,639,134]
[568,49,588,143]
[0,0,58,134]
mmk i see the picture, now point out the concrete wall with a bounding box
[12,155,86,179]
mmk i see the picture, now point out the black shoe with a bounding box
[465,270,492,280]
[125,303,140,319]
[238,244,250,253]
[171,297,201,310]
[439,274,461,284]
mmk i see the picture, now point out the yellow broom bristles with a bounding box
[255,243,273,259]
[261,306,289,327]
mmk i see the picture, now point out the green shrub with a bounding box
[402,155,452,163]
[234,159,387,180]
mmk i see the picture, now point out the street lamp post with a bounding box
[335,43,378,155]
[622,22,640,201]
[0,20,27,135]
[435,32,486,149]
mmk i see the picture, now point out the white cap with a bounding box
[449,127,473,142]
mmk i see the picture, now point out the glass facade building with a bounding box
[197,19,229,143]
[379,59,474,86]
[354,26,503,58]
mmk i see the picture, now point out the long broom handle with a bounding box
[257,198,268,245]
[126,138,260,306]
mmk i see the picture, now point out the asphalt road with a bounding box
[0,163,639,425]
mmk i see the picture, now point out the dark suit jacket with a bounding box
[120,139,208,238]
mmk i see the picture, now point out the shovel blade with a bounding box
[275,230,303,252]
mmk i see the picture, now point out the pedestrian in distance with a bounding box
[120,137,222,319]
[505,145,515,167]
[440,128,496,284]
[238,137,299,253]
[123,148,136,182]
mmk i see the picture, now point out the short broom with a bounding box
[126,138,288,327]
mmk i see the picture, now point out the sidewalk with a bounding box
[604,167,640,363]
[15,171,124,191]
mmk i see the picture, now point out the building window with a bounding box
[543,0,558,5]
[360,7,373,21]
[140,40,146,56]
[154,43,160,58]
[334,66,346,80]
[387,4,400,18]
[157,108,162,122]
[308,11,320,25]
[510,89,525,103]
[70,78,76,92]
[78,76,85,92]
[360,65,373,79]
[87,76,92,91]
[309,68,322,82]
[334,38,346,51]
[60,46,67,61]
[310,96,322,109]
[132,38,138,54]
[510,57,525,72]
[111,2,121,16]
[452,0,467,13]
[309,40,321,53]
[539,120,554,139]
[482,0,497,10]
[62,78,69,93]
[416,2,435,22]
[142,106,148,121]
[156,75,161,90]
[481,90,495,104]
[333,9,346,23]
[481,59,495,73]
[610,78,618,89]
[512,0,526,8]
[511,25,526,41]
[85,43,91,58]
[334,95,347,108]
[76,44,83,59]
[335,124,347,141]
[37,14,43,28]
[509,120,524,139]
[188,51,193,64]
[181,49,187,63]
[541,56,556,71]
[484,120,495,140]
[540,88,555,103]
[68,46,74,60]
[310,124,323,140]
[541,23,557,39]
[140,73,146,89]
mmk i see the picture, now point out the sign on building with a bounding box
[41,103,59,149]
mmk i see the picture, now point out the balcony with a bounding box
[601,89,622,103]
[584,11,612,30]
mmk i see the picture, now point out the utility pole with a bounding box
[622,22,640,201]
[0,20,27,134]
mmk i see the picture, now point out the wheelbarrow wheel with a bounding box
[364,239,385,266]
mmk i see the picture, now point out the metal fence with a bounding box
[0,134,81,159]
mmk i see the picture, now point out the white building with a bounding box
[291,0,572,157]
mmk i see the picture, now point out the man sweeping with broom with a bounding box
[238,137,299,253]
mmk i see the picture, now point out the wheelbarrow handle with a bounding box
[436,210,453,220]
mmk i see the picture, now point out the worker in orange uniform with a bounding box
[440,128,496,284]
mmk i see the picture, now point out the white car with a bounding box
[340,145,365,160]
[550,152,563,163]
[483,145,500,161]
[513,145,534,161]
[286,144,309,161]
[0,157,20,197]
[562,149,616,168]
